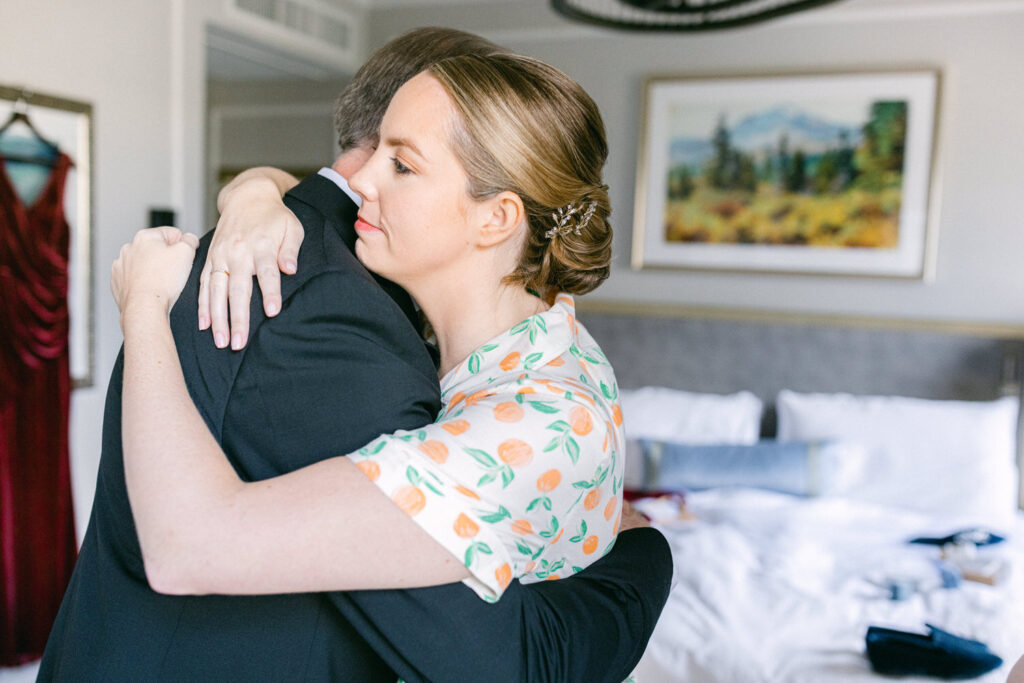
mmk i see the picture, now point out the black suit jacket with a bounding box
[39,174,672,682]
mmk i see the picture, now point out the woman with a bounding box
[112,53,623,602]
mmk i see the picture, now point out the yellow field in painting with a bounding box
[664,183,902,248]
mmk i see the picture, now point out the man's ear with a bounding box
[476,191,526,247]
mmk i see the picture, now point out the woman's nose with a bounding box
[348,156,378,203]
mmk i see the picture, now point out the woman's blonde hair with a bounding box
[428,53,612,296]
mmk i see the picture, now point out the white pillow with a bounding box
[776,389,1020,527]
[620,387,763,445]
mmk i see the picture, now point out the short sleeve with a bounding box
[349,381,618,602]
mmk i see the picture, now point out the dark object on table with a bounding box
[909,528,1006,547]
[865,624,1003,679]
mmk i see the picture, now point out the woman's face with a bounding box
[348,72,483,287]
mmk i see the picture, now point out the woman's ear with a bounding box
[476,191,526,247]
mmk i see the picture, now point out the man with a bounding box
[40,27,672,682]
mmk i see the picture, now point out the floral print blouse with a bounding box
[349,293,625,601]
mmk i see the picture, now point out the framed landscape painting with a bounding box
[632,70,940,278]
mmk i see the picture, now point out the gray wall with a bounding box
[369,1,1024,327]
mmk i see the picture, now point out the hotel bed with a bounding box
[579,306,1024,682]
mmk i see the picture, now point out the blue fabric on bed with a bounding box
[640,439,842,496]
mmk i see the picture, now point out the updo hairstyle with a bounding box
[428,53,612,296]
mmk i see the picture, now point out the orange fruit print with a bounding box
[453,513,480,538]
[582,535,599,555]
[356,460,380,482]
[604,496,617,521]
[499,352,520,371]
[455,484,481,500]
[493,401,524,423]
[536,469,561,492]
[419,440,449,464]
[569,406,593,435]
[392,485,426,516]
[498,439,533,467]
[441,419,470,436]
[510,519,533,535]
[583,488,602,511]
[495,563,512,590]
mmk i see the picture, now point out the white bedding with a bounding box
[633,489,1024,683]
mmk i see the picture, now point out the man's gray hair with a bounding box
[333,27,506,152]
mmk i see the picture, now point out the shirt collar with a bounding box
[318,166,362,207]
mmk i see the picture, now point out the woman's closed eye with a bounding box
[391,157,413,175]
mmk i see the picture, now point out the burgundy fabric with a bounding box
[0,153,77,666]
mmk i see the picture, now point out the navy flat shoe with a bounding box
[866,624,1003,679]
[909,528,1006,547]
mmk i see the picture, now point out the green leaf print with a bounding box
[465,447,497,468]
[527,495,552,512]
[568,345,582,359]
[510,320,530,335]
[535,316,548,333]
[565,437,580,465]
[523,352,544,370]
[538,515,559,539]
[528,326,537,344]
[543,437,560,453]
[570,519,588,543]
[468,353,481,374]
[464,541,494,568]
[358,439,387,456]
[572,480,593,490]
[500,467,515,488]
[528,401,559,414]
[478,505,512,524]
[547,420,570,434]
[534,556,565,579]
[478,472,497,487]
[481,343,499,352]
[600,381,616,401]
[406,466,421,486]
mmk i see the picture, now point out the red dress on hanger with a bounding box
[0,153,77,666]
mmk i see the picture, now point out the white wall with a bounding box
[369,0,1024,327]
[0,0,175,541]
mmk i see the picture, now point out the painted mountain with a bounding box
[669,104,864,168]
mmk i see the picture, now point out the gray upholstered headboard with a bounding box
[577,302,1024,505]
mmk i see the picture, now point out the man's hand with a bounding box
[199,170,302,350]
[618,500,650,532]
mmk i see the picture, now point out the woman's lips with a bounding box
[354,216,382,233]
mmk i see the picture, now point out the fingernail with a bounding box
[198,316,209,330]
[231,333,243,350]
[215,332,227,348]
[284,260,297,273]
[266,302,279,316]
